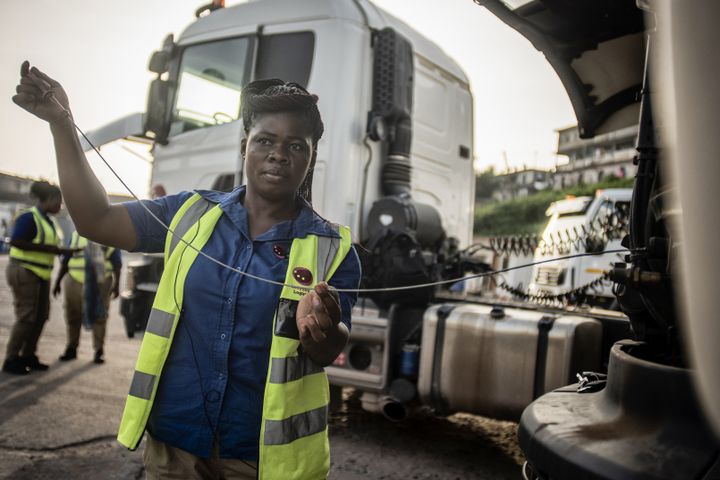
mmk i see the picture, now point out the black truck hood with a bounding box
[473,0,645,139]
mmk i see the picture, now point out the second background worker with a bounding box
[53,230,121,364]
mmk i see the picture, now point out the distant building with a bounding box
[553,124,638,189]
[0,172,36,238]
[0,171,34,204]
[492,168,553,202]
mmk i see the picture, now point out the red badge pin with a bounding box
[292,267,313,286]
[272,243,287,259]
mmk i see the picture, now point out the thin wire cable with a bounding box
[354,250,626,293]
[50,95,626,294]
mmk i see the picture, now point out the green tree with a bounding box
[473,175,634,236]
[475,167,499,201]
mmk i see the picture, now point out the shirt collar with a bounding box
[194,185,341,241]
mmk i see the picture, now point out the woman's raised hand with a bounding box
[12,61,71,125]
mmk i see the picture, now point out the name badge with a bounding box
[275,298,299,339]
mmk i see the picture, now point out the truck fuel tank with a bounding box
[418,303,603,421]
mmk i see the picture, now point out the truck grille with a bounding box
[535,267,565,286]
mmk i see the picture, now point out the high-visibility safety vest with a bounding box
[9,207,59,280]
[67,231,115,284]
[117,193,352,479]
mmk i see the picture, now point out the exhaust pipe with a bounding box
[359,391,412,421]
[381,398,409,422]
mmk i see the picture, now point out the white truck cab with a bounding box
[82,0,475,246]
[84,0,476,343]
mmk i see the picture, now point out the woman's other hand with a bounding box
[12,61,71,125]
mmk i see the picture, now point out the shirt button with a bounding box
[221,333,226,340]
[246,245,251,250]
[227,297,232,304]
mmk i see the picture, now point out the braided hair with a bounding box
[241,79,324,204]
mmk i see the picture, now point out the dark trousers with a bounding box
[5,260,51,359]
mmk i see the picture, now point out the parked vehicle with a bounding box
[528,189,631,309]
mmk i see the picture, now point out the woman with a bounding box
[13,63,361,479]
[3,180,74,375]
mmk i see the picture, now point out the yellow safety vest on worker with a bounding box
[117,193,352,479]
[67,231,115,284]
[9,207,60,280]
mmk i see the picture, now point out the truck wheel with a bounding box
[124,316,136,338]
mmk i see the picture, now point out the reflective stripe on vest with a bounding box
[67,232,114,284]
[258,223,351,480]
[117,193,220,450]
[9,207,58,280]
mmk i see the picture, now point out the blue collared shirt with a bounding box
[10,209,55,242]
[123,186,361,460]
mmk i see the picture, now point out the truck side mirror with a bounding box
[144,78,172,144]
[148,51,171,74]
[148,34,175,74]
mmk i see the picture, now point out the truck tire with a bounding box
[120,292,138,338]
[125,319,135,338]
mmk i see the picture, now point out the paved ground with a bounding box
[0,254,522,479]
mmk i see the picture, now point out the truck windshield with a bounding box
[171,37,251,134]
[539,198,592,253]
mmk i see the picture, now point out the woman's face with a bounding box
[242,111,314,205]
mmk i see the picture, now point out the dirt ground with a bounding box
[329,389,523,480]
[0,386,524,480]
[0,394,524,480]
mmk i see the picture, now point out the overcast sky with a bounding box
[0,0,575,196]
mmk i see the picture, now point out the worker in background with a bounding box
[3,181,76,375]
[53,231,121,364]
[150,183,166,199]
[1,218,9,253]
[14,63,361,480]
